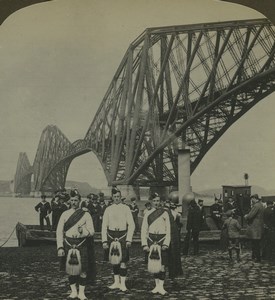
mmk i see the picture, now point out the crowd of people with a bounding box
[34,189,140,233]
[33,188,275,299]
[184,193,275,264]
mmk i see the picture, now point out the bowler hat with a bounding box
[266,199,274,205]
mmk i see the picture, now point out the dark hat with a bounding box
[112,186,120,195]
[62,193,70,202]
[41,194,46,199]
[92,194,98,200]
[99,192,104,197]
[226,210,233,217]
[70,189,81,200]
[70,189,79,197]
[151,192,160,200]
[131,197,136,202]
[170,202,177,209]
[189,199,197,207]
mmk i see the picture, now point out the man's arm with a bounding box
[126,206,135,242]
[101,208,109,243]
[47,202,52,215]
[56,211,66,250]
[245,204,259,221]
[35,203,40,212]
[141,211,149,248]
[85,212,95,236]
[163,211,171,247]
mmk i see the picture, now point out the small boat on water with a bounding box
[16,222,246,247]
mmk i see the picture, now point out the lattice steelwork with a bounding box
[32,125,91,192]
[85,18,275,186]
[32,125,72,192]
[16,18,275,191]
[14,152,33,194]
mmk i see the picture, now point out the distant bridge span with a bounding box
[13,18,275,193]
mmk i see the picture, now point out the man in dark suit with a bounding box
[35,195,51,230]
[98,198,107,231]
[244,194,264,262]
[89,194,100,232]
[198,199,208,230]
[183,197,201,255]
[210,198,223,229]
[129,197,140,233]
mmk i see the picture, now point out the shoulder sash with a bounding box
[64,209,85,232]
[147,208,165,227]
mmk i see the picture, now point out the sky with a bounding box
[0,0,274,192]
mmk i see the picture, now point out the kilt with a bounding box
[147,233,168,266]
[64,237,88,274]
[104,229,129,263]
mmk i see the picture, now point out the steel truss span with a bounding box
[15,18,275,191]
[32,125,90,192]
[14,152,33,194]
[85,18,275,186]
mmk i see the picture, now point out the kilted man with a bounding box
[101,187,135,292]
[141,193,171,295]
[56,190,96,300]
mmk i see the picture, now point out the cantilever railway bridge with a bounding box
[12,17,275,194]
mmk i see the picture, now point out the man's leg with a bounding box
[182,231,191,255]
[251,239,256,259]
[109,264,120,289]
[45,216,51,231]
[254,239,261,262]
[120,262,127,291]
[233,239,241,262]
[151,273,159,294]
[192,231,199,255]
[78,272,88,300]
[39,214,44,230]
[157,266,167,295]
[68,275,78,299]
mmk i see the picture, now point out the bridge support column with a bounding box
[178,148,192,217]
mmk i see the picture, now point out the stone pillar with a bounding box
[178,148,191,217]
